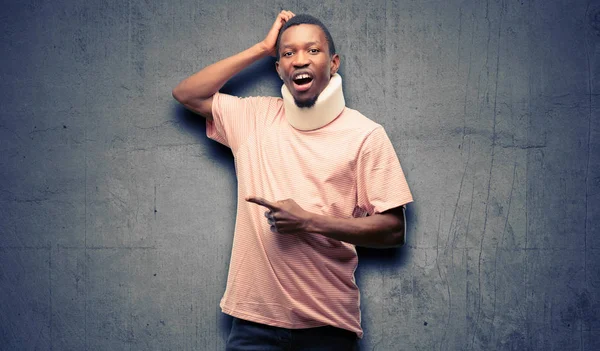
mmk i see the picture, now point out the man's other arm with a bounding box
[246,196,408,249]
[171,10,295,120]
[306,206,407,248]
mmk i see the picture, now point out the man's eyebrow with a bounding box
[280,41,322,49]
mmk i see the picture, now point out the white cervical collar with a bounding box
[281,73,345,131]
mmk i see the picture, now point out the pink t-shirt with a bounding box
[207,92,413,338]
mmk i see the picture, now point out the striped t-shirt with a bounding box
[207,92,413,338]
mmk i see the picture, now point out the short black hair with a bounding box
[275,14,336,60]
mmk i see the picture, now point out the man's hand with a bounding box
[246,195,309,234]
[260,10,295,57]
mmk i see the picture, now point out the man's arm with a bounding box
[306,206,406,248]
[171,10,295,120]
[246,197,407,249]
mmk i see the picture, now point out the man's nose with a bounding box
[292,51,310,67]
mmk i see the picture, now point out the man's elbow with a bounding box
[389,229,406,248]
[397,230,406,247]
[171,86,212,119]
[172,86,187,104]
[374,227,405,248]
[379,208,406,248]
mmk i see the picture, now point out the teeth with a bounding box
[294,73,311,80]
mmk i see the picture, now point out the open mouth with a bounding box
[292,73,313,92]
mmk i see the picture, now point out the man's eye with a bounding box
[283,52,293,57]
[309,49,319,53]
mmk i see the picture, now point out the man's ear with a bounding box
[275,61,283,80]
[330,54,340,76]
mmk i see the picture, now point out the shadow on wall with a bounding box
[172,104,232,162]
[222,56,282,96]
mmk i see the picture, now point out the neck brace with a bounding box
[281,73,345,131]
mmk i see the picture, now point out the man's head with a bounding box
[275,14,340,108]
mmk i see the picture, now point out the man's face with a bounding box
[276,24,340,108]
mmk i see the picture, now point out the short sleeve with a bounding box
[356,126,413,215]
[206,92,279,152]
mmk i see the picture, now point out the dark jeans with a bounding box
[226,317,359,351]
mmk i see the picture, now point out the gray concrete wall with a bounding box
[1,0,598,350]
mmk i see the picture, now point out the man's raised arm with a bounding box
[172,10,294,120]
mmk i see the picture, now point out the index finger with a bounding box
[245,196,278,210]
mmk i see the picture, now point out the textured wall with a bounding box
[1,0,599,350]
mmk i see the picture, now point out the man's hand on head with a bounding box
[245,196,310,234]
[261,10,295,57]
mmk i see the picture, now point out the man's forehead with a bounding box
[280,24,326,45]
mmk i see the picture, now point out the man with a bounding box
[172,11,413,350]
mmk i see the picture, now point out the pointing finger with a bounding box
[246,196,278,210]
